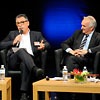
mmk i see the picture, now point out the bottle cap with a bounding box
[84,66,86,69]
[1,65,4,69]
[46,76,49,81]
[64,66,67,69]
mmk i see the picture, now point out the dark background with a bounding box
[0,0,100,41]
[0,0,100,42]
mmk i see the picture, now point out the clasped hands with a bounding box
[69,49,88,57]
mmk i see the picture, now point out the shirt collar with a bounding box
[22,29,30,36]
[88,30,94,37]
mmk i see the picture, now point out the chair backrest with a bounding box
[54,48,63,76]
[0,49,7,66]
[0,49,8,76]
[93,51,100,74]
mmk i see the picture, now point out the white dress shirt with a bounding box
[19,32,33,56]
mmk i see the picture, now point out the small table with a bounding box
[33,78,100,100]
[0,77,11,100]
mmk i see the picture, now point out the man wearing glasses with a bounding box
[0,14,50,100]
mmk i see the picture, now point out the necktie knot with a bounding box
[86,34,89,37]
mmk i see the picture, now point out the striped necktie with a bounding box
[79,34,89,49]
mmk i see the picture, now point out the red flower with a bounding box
[72,69,82,75]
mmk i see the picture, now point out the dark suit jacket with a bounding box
[0,30,50,57]
[61,30,100,70]
[61,30,100,54]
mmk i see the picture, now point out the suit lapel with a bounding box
[29,31,34,52]
[88,31,96,48]
[77,32,84,49]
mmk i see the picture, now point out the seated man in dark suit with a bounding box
[0,14,50,100]
[61,15,100,72]
[58,16,100,100]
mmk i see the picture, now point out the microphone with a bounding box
[19,30,23,35]
[16,30,23,47]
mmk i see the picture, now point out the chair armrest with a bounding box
[54,48,63,76]
[0,49,7,67]
[0,49,8,76]
[93,51,100,74]
[41,50,47,69]
[34,50,48,80]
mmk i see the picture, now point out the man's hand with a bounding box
[69,49,80,56]
[77,50,88,56]
[69,50,76,55]
[37,40,45,50]
[69,49,88,57]
[13,34,22,45]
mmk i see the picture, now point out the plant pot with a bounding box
[74,75,87,83]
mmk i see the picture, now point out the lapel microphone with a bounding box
[16,30,23,47]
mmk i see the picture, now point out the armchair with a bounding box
[0,49,47,79]
[54,48,100,77]
[55,48,100,100]
[0,49,48,99]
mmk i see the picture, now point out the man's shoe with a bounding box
[20,93,28,100]
[34,67,44,80]
[36,68,44,79]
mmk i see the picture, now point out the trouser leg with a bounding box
[16,48,36,71]
[64,54,88,72]
[8,48,35,91]
[20,62,32,91]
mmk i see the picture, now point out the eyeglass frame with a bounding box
[16,20,28,25]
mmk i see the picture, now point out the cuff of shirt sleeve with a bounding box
[65,48,72,53]
[88,49,92,53]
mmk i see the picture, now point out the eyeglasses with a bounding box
[16,20,28,25]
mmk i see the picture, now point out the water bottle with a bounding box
[83,66,88,82]
[83,66,88,73]
[62,66,68,81]
[0,65,5,81]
